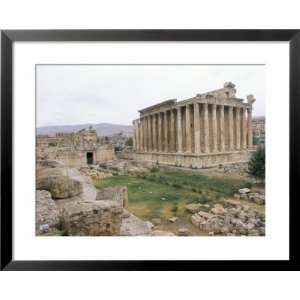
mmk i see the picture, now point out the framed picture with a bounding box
[1,30,299,270]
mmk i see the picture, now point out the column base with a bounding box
[134,150,254,169]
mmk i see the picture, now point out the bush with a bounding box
[248,146,265,180]
[150,166,159,173]
[125,137,133,146]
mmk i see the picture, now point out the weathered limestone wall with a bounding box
[95,146,115,162]
[38,145,115,168]
[132,83,256,168]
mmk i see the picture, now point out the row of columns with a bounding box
[133,102,253,154]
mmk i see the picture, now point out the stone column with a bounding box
[177,107,183,153]
[185,105,192,153]
[148,115,152,151]
[152,114,157,151]
[140,118,144,151]
[235,107,240,150]
[203,102,210,153]
[158,112,162,152]
[228,106,234,151]
[164,111,168,152]
[143,117,148,152]
[137,120,141,151]
[194,102,201,154]
[212,104,218,152]
[247,108,253,149]
[241,107,247,149]
[170,109,176,152]
[219,105,225,152]
[132,121,136,150]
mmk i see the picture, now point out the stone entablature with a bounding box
[132,83,255,166]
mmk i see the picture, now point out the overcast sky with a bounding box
[36,65,265,127]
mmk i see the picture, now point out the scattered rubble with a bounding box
[236,187,265,205]
[185,203,203,213]
[189,200,265,236]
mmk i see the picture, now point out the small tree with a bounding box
[125,137,133,147]
[248,146,265,180]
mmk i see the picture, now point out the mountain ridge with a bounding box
[37,122,133,137]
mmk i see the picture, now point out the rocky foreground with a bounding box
[36,160,265,237]
[36,160,173,236]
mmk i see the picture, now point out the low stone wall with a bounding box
[134,150,254,169]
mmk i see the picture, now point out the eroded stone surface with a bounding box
[36,190,61,235]
[120,212,152,236]
[62,200,123,236]
[96,186,128,208]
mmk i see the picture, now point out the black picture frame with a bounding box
[1,30,299,271]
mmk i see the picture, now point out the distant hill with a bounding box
[37,123,133,137]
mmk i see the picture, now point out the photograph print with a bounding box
[36,64,265,237]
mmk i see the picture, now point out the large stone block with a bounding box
[36,190,61,235]
[61,200,123,236]
[37,175,83,199]
[96,186,128,208]
[36,166,83,199]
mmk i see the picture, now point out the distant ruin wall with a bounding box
[38,146,115,167]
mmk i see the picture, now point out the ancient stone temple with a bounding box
[132,83,256,168]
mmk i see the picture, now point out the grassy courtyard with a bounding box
[94,169,250,221]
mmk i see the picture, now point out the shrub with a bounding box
[125,137,133,146]
[172,183,183,189]
[248,146,265,180]
[150,166,159,173]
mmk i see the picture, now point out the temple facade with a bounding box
[132,83,256,168]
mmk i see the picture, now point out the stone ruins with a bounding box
[37,126,114,168]
[132,82,256,168]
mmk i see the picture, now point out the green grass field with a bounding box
[94,169,250,220]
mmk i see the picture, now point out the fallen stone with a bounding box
[253,195,265,205]
[37,175,83,199]
[169,217,177,223]
[240,193,248,199]
[210,204,227,215]
[36,166,84,199]
[177,228,190,236]
[185,203,203,213]
[198,211,214,219]
[238,188,251,194]
[191,214,202,227]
